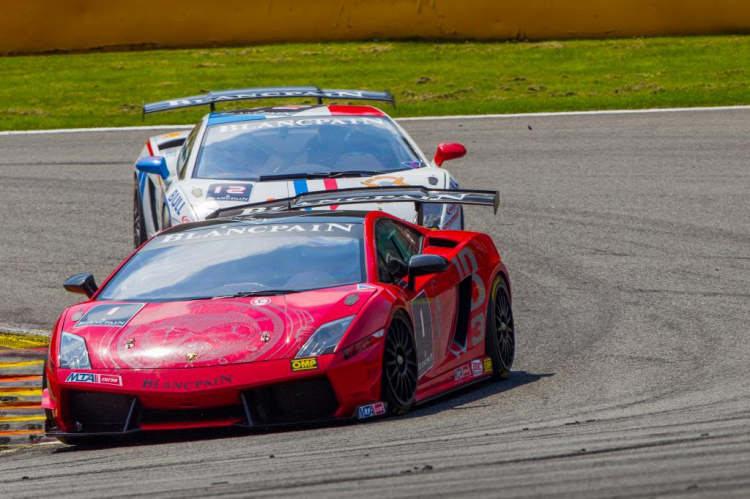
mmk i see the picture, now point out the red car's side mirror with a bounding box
[433,143,467,166]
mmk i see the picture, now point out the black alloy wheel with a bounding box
[486,276,515,379]
[382,312,418,414]
[133,180,147,248]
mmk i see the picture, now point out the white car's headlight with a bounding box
[296,315,356,358]
[59,332,91,369]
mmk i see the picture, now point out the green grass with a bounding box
[1,36,749,130]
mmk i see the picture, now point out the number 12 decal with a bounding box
[206,184,252,202]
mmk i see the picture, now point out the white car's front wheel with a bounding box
[133,181,147,248]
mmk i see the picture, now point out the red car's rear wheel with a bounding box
[382,312,418,414]
[486,275,515,379]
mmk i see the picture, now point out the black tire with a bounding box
[382,312,418,415]
[133,179,148,248]
[485,275,515,380]
[41,361,55,433]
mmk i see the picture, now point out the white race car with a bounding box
[134,86,468,247]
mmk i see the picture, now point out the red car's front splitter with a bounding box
[44,349,385,437]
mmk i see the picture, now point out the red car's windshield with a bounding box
[97,222,365,302]
[193,116,422,181]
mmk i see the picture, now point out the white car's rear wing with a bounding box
[205,186,499,225]
[143,86,395,115]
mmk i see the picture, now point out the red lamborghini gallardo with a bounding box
[42,187,515,445]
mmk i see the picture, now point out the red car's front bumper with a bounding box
[43,346,384,438]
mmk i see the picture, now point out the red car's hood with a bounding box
[62,285,374,370]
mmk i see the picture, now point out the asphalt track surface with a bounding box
[1,110,749,498]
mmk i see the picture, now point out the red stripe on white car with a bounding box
[324,179,339,210]
[328,105,386,117]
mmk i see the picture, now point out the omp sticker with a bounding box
[411,291,435,377]
[483,358,493,373]
[65,373,123,386]
[75,303,145,328]
[291,357,318,372]
[207,184,251,202]
[357,401,387,419]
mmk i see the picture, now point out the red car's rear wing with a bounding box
[205,186,499,225]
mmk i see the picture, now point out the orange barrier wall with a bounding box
[2,1,750,55]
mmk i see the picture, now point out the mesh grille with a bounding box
[68,391,134,433]
[244,377,339,425]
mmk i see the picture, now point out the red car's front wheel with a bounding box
[382,312,418,415]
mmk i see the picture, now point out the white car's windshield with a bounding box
[193,115,422,181]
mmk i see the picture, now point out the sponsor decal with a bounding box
[291,357,318,372]
[361,176,410,188]
[167,189,187,216]
[483,358,493,374]
[142,375,232,390]
[402,161,422,169]
[75,303,145,329]
[157,223,358,245]
[471,359,484,377]
[454,364,471,381]
[65,372,123,386]
[169,90,373,109]
[358,401,387,419]
[207,184,252,202]
[217,117,385,134]
[412,291,435,377]
[251,297,271,306]
[342,334,378,360]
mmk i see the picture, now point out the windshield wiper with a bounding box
[213,289,300,299]
[258,171,380,181]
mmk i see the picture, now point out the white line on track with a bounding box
[1,105,750,136]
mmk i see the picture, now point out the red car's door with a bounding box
[373,218,458,383]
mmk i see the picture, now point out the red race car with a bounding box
[42,187,515,445]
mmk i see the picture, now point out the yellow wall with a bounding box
[3,1,750,55]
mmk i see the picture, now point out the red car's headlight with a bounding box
[58,332,91,370]
[296,315,356,358]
